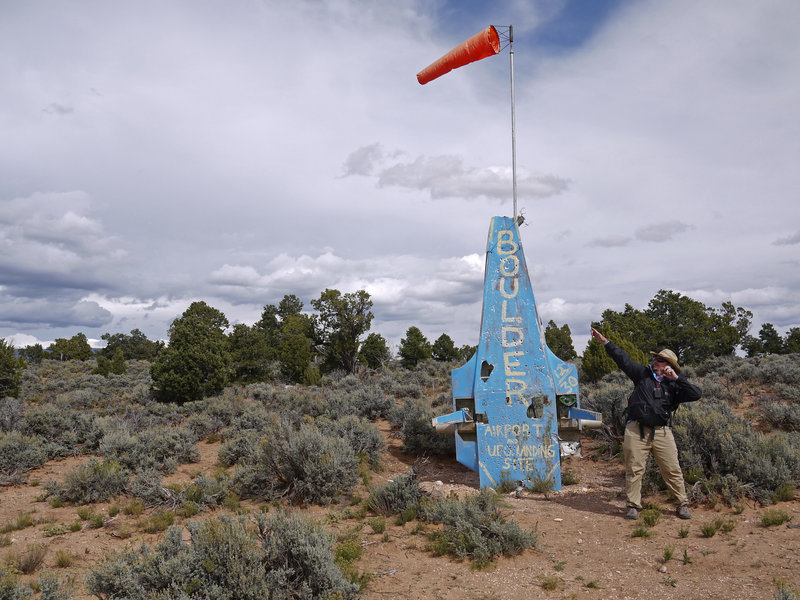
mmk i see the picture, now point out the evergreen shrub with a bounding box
[582,371,630,434]
[754,354,800,385]
[182,390,243,431]
[693,355,739,378]
[99,425,199,474]
[127,469,170,507]
[45,458,130,504]
[420,488,537,567]
[326,372,360,390]
[673,400,800,499]
[37,572,74,600]
[56,388,100,408]
[20,404,93,458]
[184,413,218,440]
[416,359,454,379]
[321,370,353,387]
[264,386,326,419]
[378,375,424,400]
[317,415,383,467]
[115,401,183,432]
[243,382,272,401]
[0,398,25,432]
[350,384,394,420]
[775,383,800,404]
[316,390,359,420]
[696,374,741,404]
[763,403,800,431]
[727,360,760,383]
[86,513,358,600]
[233,421,358,505]
[218,430,262,467]
[0,432,49,483]
[229,404,277,433]
[257,511,360,599]
[183,472,231,508]
[366,472,421,516]
[0,567,32,599]
[129,469,230,510]
[388,398,454,456]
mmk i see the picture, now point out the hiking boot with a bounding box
[625,507,639,520]
[676,504,691,520]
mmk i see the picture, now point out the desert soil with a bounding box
[2,421,799,600]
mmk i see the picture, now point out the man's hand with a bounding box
[590,328,608,344]
[661,365,678,381]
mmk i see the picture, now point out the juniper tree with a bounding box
[0,339,23,398]
[399,326,432,369]
[311,289,374,374]
[150,302,230,404]
[432,333,459,362]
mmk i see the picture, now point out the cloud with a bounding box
[635,221,693,243]
[3,333,44,348]
[341,143,384,176]
[538,296,598,327]
[729,287,796,312]
[42,102,74,115]
[343,145,569,200]
[773,231,800,246]
[0,191,126,295]
[683,286,800,332]
[588,236,630,247]
[0,296,111,329]
[0,0,798,353]
[207,252,352,303]
[206,250,484,309]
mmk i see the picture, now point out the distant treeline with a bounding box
[2,288,798,402]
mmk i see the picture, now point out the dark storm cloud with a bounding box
[0,296,111,329]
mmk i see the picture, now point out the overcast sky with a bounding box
[2,0,798,355]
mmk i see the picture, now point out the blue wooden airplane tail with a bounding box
[432,217,601,490]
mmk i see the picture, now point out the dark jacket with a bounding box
[604,342,702,428]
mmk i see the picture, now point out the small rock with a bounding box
[434,480,443,486]
[658,565,667,573]
[554,518,563,522]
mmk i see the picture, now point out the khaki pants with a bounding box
[623,421,688,509]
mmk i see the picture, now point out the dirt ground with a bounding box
[2,422,799,600]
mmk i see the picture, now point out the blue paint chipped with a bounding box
[438,216,599,491]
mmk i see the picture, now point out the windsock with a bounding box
[417,25,501,85]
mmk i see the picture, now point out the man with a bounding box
[590,328,702,520]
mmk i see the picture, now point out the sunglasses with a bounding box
[653,357,668,364]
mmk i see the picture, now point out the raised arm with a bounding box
[591,328,648,382]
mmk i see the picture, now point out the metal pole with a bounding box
[508,25,518,220]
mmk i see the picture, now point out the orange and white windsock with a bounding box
[417,25,501,85]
